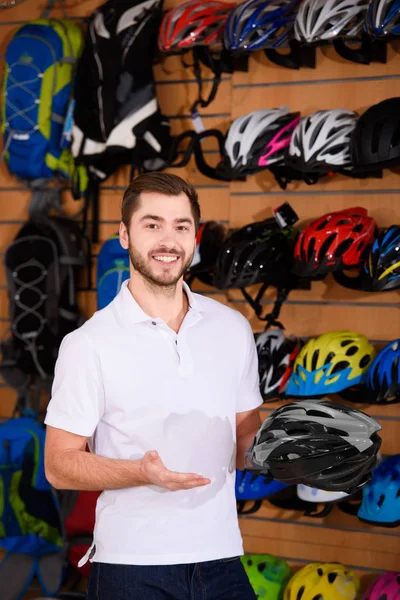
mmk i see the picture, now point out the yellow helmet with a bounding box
[284,562,360,600]
[286,330,376,396]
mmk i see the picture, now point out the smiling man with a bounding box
[44,173,262,600]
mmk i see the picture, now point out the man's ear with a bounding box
[119,222,129,250]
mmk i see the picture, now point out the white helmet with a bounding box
[287,109,358,172]
[223,106,299,175]
[297,484,350,503]
[294,0,369,43]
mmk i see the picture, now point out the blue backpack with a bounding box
[0,411,64,599]
[96,234,130,310]
[1,18,86,184]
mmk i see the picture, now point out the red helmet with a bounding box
[293,207,377,278]
[158,0,235,52]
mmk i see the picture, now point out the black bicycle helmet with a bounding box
[213,218,298,289]
[351,97,400,171]
[246,399,382,493]
[185,221,227,286]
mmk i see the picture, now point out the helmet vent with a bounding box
[337,219,351,225]
[360,354,372,369]
[315,219,329,231]
[335,239,353,258]
[258,562,266,573]
[311,350,319,371]
[341,339,353,347]
[310,118,325,146]
[324,351,335,365]
[327,572,338,584]
[357,240,366,252]
[308,409,333,419]
[377,493,385,507]
[331,360,350,374]
[296,585,305,600]
[307,237,316,262]
[318,233,337,260]
[352,223,364,233]
[232,141,240,161]
[345,345,358,357]
[239,116,251,134]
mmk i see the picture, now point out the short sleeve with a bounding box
[44,329,105,437]
[236,316,263,413]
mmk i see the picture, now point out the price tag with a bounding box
[191,109,205,134]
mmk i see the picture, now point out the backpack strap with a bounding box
[190,47,233,113]
[41,0,67,18]
[29,186,65,219]
[0,552,36,600]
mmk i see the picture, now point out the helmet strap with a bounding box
[333,33,387,66]
[240,285,290,328]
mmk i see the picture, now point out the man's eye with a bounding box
[146,224,158,229]
[177,226,188,231]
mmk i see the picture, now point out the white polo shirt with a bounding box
[45,280,262,566]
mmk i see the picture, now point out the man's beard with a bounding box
[128,241,194,289]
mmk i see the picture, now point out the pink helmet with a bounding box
[363,572,400,600]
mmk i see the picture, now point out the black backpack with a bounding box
[72,0,173,242]
[0,215,89,405]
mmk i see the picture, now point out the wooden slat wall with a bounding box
[1,0,399,596]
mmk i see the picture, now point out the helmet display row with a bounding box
[240,554,400,600]
[168,98,400,192]
[159,0,400,69]
[255,327,400,404]
[221,98,400,180]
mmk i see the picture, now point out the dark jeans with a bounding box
[86,557,257,600]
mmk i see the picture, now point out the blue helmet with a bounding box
[366,0,400,37]
[358,454,400,526]
[224,0,301,52]
[364,226,400,291]
[366,339,400,404]
[236,469,288,514]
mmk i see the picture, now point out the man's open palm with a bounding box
[142,450,211,491]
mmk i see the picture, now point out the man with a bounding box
[44,173,263,599]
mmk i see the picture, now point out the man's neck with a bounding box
[127,273,188,333]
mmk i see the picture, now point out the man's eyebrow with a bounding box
[140,215,193,225]
[140,214,164,222]
[175,217,193,225]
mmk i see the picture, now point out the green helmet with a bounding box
[241,554,292,599]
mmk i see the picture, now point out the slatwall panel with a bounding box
[1,0,399,596]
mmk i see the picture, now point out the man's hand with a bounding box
[141,451,211,491]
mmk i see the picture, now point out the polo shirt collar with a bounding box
[117,279,205,325]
